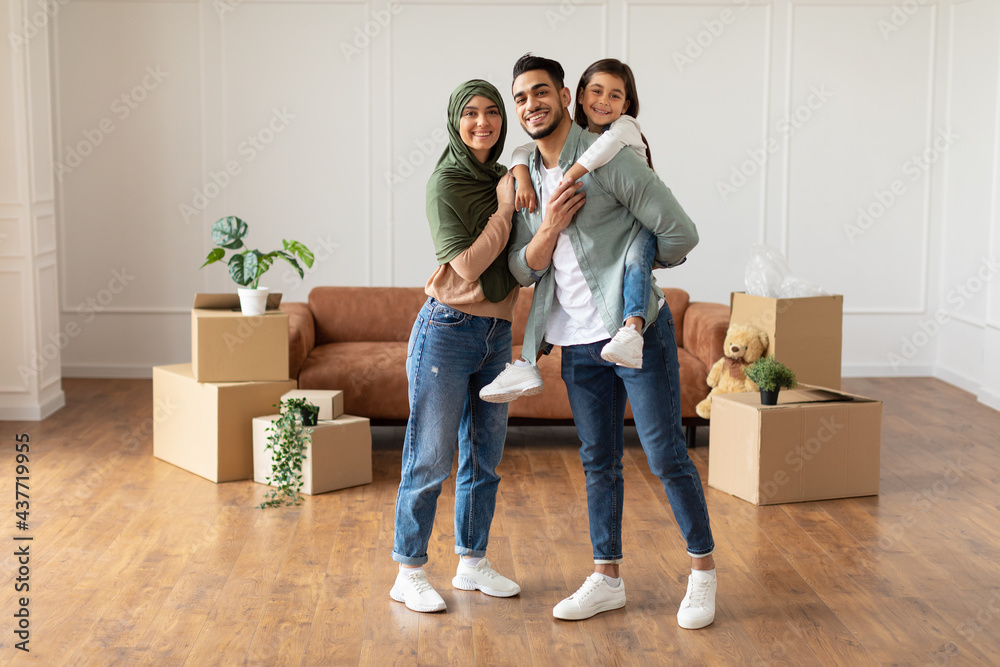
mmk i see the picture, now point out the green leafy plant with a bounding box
[745,356,798,392]
[259,397,317,508]
[200,216,315,288]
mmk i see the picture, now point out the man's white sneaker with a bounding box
[601,325,643,368]
[676,571,716,629]
[452,558,521,597]
[390,569,447,613]
[553,573,626,620]
[479,363,544,403]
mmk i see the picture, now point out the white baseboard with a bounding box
[0,391,66,421]
[932,366,981,395]
[842,364,935,377]
[977,385,1000,413]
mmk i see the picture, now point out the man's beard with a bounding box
[523,105,564,140]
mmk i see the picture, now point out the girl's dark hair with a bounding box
[574,59,654,170]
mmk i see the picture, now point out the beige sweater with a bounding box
[424,203,519,321]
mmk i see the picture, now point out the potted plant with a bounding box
[259,397,318,508]
[300,402,320,426]
[200,216,315,316]
[745,356,798,406]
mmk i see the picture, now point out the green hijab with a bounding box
[426,79,519,303]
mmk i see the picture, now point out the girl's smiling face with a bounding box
[579,72,630,132]
[459,95,503,162]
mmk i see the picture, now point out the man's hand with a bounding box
[524,180,586,272]
[541,180,585,234]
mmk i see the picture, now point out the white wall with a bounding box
[4,0,997,408]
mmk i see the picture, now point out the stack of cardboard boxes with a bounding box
[708,293,883,505]
[152,294,372,492]
[153,294,296,482]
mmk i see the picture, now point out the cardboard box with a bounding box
[280,389,344,420]
[191,293,289,383]
[708,385,881,505]
[729,292,844,390]
[252,414,372,494]
[153,363,297,483]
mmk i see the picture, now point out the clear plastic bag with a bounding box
[744,245,828,298]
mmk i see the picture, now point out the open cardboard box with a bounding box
[191,293,289,382]
[708,384,881,505]
[729,292,843,390]
[252,414,372,494]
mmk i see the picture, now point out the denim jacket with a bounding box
[508,123,699,363]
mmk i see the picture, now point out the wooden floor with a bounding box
[1,377,999,665]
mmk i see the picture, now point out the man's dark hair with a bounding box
[512,53,565,90]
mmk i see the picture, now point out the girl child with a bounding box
[479,58,658,404]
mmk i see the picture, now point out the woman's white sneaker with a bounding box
[553,573,626,620]
[452,558,521,597]
[390,569,447,613]
[676,570,716,629]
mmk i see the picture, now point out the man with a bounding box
[506,53,717,627]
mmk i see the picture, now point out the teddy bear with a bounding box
[695,324,770,419]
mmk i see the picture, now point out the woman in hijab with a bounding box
[389,80,521,613]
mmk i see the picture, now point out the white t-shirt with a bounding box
[538,164,608,346]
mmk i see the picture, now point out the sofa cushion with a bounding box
[661,287,688,348]
[309,286,427,345]
[298,341,409,420]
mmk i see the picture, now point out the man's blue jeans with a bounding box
[561,303,715,562]
[392,298,512,566]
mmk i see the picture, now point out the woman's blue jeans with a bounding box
[392,298,512,566]
[561,303,715,562]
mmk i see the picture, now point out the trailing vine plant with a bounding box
[259,397,316,508]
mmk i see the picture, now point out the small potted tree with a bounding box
[259,397,318,508]
[200,216,315,315]
[745,356,798,405]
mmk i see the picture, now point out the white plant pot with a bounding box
[237,287,269,316]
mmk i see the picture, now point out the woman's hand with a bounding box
[496,172,516,207]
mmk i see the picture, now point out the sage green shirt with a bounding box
[508,122,699,362]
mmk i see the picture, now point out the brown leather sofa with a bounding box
[282,286,728,444]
